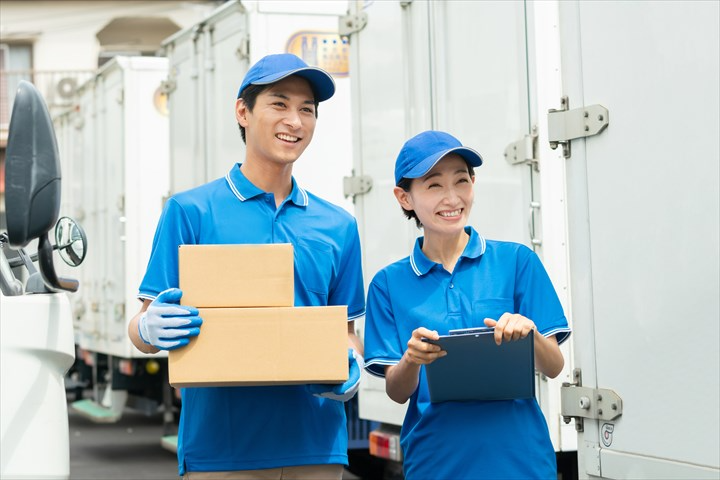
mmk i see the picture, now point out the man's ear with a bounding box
[393,186,413,210]
[236,98,249,127]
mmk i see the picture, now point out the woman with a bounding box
[363,130,572,480]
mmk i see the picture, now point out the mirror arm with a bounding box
[37,234,79,293]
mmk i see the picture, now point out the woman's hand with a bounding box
[484,314,564,378]
[404,327,447,365]
[483,313,535,345]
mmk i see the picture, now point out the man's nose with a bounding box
[284,111,301,129]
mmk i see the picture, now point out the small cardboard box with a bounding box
[168,306,348,387]
[179,244,294,308]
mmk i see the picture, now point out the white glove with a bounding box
[138,288,202,350]
[307,349,363,402]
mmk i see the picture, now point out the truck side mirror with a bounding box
[4,80,78,292]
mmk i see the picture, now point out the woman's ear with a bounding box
[393,186,413,210]
[236,98,249,127]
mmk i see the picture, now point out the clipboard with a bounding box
[421,328,535,403]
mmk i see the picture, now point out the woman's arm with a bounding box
[385,327,447,403]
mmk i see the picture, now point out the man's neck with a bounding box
[240,159,293,208]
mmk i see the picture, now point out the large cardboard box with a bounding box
[179,244,294,307]
[168,306,348,387]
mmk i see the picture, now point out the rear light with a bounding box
[118,359,134,376]
[369,429,403,462]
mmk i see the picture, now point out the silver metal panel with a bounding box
[561,0,720,475]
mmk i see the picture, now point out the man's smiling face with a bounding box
[237,75,317,167]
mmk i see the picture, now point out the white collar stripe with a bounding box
[225,174,246,201]
[298,187,309,206]
[410,253,422,276]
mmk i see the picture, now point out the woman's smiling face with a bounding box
[396,153,475,235]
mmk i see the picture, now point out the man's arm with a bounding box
[128,299,158,354]
[128,289,202,352]
[347,320,363,356]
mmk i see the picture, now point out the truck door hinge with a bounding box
[160,78,177,95]
[548,96,609,159]
[235,35,250,61]
[561,368,623,432]
[339,11,368,38]
[343,173,373,201]
[504,130,538,170]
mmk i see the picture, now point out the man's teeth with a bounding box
[277,134,299,142]
[439,209,462,217]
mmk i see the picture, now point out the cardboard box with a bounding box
[179,244,294,307]
[168,306,348,387]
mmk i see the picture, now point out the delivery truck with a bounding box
[343,1,719,479]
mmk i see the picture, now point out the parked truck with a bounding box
[343,1,719,479]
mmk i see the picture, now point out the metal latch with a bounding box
[235,35,250,61]
[343,174,373,200]
[561,368,623,432]
[339,11,368,37]
[504,130,538,170]
[548,96,609,158]
[160,78,176,95]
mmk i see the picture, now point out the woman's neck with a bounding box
[421,228,469,273]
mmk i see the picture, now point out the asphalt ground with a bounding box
[68,404,374,480]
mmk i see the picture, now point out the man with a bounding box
[127,53,365,480]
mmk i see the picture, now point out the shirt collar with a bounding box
[409,226,486,276]
[225,163,309,207]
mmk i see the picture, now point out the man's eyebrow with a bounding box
[267,92,315,105]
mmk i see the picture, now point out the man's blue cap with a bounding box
[237,53,336,102]
[394,130,483,185]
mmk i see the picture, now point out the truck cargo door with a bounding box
[558,1,720,477]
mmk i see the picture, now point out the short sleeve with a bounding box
[138,197,196,300]
[328,217,365,321]
[363,270,404,377]
[514,247,572,345]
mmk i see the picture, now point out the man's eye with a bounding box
[273,102,286,108]
[301,107,315,114]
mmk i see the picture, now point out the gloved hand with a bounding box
[138,288,202,350]
[307,349,363,402]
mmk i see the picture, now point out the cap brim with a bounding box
[252,66,336,102]
[403,146,483,179]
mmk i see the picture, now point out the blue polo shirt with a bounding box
[364,227,570,480]
[138,164,365,475]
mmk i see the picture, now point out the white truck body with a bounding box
[53,56,171,419]
[55,56,170,361]
[347,0,719,478]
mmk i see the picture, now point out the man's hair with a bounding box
[397,164,475,229]
[237,80,320,144]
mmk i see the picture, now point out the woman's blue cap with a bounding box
[394,130,483,185]
[237,53,336,102]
